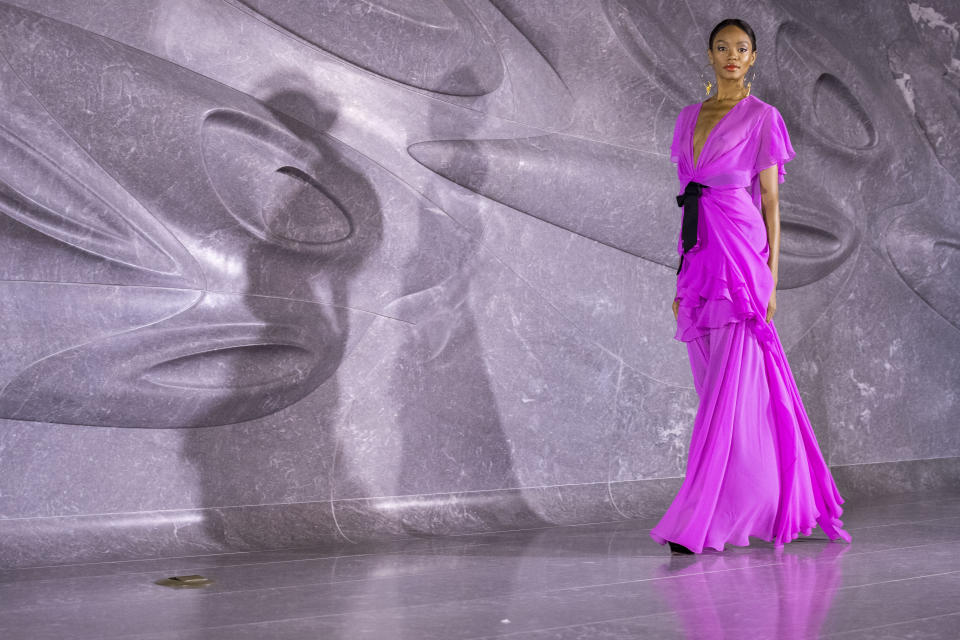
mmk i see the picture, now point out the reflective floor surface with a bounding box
[3,492,960,639]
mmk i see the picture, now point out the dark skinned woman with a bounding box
[651,19,852,554]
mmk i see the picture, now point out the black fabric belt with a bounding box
[675,180,707,275]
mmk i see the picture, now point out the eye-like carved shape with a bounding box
[233,0,504,96]
[142,343,317,390]
[0,283,201,393]
[0,294,349,428]
[776,21,877,152]
[783,221,842,257]
[778,200,858,289]
[812,74,875,150]
[886,213,960,330]
[201,109,355,252]
[264,166,353,244]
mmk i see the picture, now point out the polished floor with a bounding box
[3,493,960,639]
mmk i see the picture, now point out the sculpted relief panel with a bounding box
[0,0,956,500]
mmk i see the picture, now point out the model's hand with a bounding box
[765,290,777,323]
[672,298,679,321]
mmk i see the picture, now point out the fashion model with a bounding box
[650,18,852,554]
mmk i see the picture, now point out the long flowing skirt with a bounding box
[650,318,851,553]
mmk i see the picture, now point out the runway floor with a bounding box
[3,492,960,639]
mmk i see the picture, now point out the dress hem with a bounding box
[649,506,851,554]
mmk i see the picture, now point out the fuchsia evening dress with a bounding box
[650,95,852,553]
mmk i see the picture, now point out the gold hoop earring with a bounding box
[701,63,714,96]
[745,68,757,96]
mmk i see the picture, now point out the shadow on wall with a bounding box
[339,67,543,636]
[178,65,546,552]
[179,80,382,550]
[391,67,528,536]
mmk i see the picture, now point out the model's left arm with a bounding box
[759,165,781,321]
[754,106,796,323]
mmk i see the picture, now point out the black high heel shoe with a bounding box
[669,541,694,555]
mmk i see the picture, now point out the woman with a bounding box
[650,18,852,554]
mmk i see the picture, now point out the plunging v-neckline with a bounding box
[691,95,751,171]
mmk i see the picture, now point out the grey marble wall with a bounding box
[1,0,958,567]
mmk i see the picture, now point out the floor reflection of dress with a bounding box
[655,543,849,639]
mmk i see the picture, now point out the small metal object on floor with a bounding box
[154,575,214,589]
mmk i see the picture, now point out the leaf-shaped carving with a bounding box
[599,0,701,107]
[232,0,504,96]
[0,125,188,280]
[776,21,877,152]
[409,134,672,263]
[0,292,355,428]
[0,4,203,287]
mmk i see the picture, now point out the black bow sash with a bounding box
[675,180,706,274]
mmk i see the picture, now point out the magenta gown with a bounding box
[649,94,851,553]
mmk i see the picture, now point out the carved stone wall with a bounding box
[1,0,958,567]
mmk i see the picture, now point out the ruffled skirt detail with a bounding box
[674,245,774,345]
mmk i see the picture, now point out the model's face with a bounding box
[707,25,756,83]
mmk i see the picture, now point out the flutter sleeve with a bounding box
[754,105,796,183]
[669,108,684,165]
